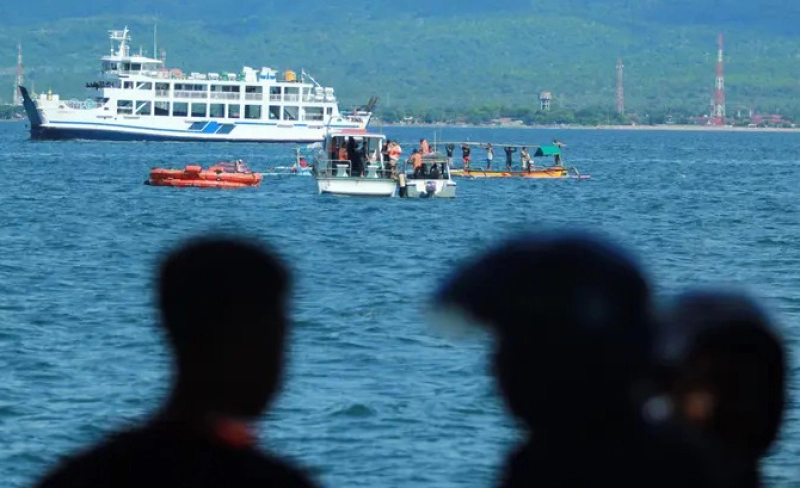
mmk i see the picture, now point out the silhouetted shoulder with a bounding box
[34,424,320,488]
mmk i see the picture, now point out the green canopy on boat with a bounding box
[534,145,561,157]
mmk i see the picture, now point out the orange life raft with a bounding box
[146,163,262,188]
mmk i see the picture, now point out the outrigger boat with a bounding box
[399,152,457,198]
[312,129,397,197]
[436,142,590,179]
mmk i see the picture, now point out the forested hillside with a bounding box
[1,0,798,122]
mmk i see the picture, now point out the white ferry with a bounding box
[18,27,374,142]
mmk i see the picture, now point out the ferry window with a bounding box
[326,107,333,116]
[244,105,262,119]
[209,104,225,118]
[223,85,240,93]
[268,106,280,120]
[191,103,207,117]
[304,107,324,121]
[117,100,133,115]
[131,63,142,71]
[245,86,263,93]
[228,104,241,119]
[173,102,188,117]
[154,101,170,116]
[137,82,153,90]
[283,106,299,121]
[123,81,134,89]
[269,86,281,100]
[285,87,299,102]
[136,101,152,116]
[155,83,169,97]
[122,63,131,71]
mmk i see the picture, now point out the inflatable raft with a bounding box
[146,162,262,188]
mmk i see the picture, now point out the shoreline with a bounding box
[377,122,800,133]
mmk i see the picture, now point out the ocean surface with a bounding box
[1,122,799,487]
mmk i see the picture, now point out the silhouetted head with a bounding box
[435,231,653,433]
[158,235,290,420]
[657,289,786,461]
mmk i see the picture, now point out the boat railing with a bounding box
[284,94,300,102]
[269,94,282,101]
[155,90,170,98]
[174,91,208,99]
[210,92,239,100]
[244,93,264,101]
[315,159,392,179]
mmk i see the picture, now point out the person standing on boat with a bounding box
[410,149,424,179]
[446,143,455,167]
[461,143,471,171]
[520,147,532,172]
[389,141,402,177]
[420,138,432,155]
[481,143,494,170]
[504,146,517,172]
[234,160,245,173]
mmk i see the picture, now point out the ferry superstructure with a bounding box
[19,27,373,142]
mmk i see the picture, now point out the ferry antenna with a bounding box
[616,58,624,115]
[711,32,726,125]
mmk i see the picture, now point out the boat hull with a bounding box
[403,179,457,198]
[451,167,570,179]
[316,177,397,197]
[147,166,262,188]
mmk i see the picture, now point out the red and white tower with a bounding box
[13,43,23,106]
[616,58,624,115]
[711,33,725,125]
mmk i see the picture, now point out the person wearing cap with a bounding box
[433,231,718,488]
[655,289,786,488]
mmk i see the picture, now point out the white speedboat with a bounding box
[399,153,457,198]
[19,27,372,142]
[313,129,397,197]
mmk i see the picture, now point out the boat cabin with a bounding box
[317,130,388,178]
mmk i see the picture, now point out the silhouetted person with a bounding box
[656,289,786,488]
[433,231,718,488]
[34,236,320,488]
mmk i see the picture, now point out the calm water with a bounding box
[1,122,799,487]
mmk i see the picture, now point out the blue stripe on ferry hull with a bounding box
[30,126,329,143]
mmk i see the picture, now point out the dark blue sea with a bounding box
[1,122,799,487]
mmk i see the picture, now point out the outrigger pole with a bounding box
[431,141,544,150]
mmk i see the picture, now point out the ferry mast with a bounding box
[13,43,23,106]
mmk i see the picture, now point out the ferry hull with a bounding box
[28,125,326,143]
